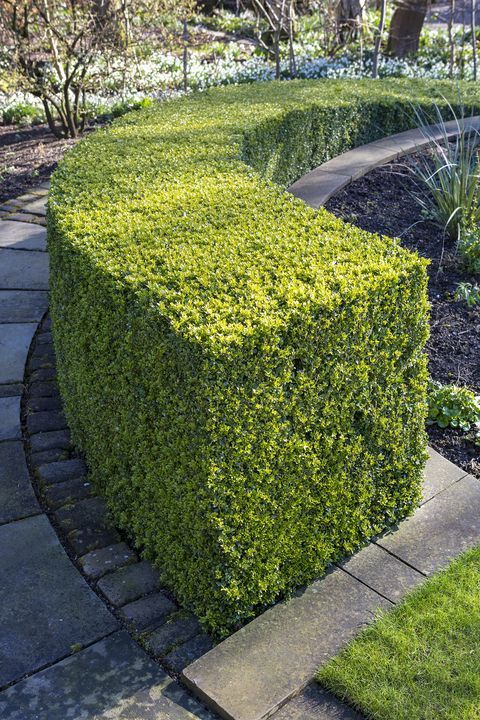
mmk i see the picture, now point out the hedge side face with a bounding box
[48,78,474,635]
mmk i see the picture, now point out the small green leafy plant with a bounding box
[427,380,480,431]
[453,281,480,306]
[411,102,480,272]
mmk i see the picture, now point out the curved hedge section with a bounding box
[47,78,472,635]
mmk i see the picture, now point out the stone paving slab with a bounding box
[422,446,467,503]
[182,568,390,720]
[0,290,49,323]
[19,197,47,216]
[318,143,401,180]
[0,395,21,440]
[0,323,37,383]
[0,630,215,720]
[377,474,480,576]
[288,170,351,208]
[0,221,47,251]
[0,383,23,398]
[0,514,118,688]
[0,441,40,524]
[0,249,49,289]
[272,684,363,720]
[338,542,424,604]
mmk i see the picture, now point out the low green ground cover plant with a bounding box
[318,546,480,720]
[427,381,480,445]
[454,281,480,307]
[411,104,480,272]
[48,78,479,635]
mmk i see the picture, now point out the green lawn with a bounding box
[317,547,480,720]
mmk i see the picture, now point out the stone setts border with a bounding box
[180,117,480,720]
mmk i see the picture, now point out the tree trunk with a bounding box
[335,0,362,44]
[387,0,428,57]
[372,0,387,77]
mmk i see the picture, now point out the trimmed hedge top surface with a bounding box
[49,80,442,348]
[48,78,476,634]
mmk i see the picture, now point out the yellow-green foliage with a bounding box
[48,78,469,635]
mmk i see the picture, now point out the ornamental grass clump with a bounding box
[411,102,480,271]
[47,78,475,635]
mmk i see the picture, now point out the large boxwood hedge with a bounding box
[47,78,473,635]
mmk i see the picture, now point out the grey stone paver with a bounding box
[119,592,177,632]
[0,382,23,398]
[319,143,400,180]
[97,559,161,606]
[182,568,390,720]
[377,474,480,576]
[79,542,138,580]
[271,684,363,720]
[0,290,49,322]
[19,197,47,216]
[0,323,37,383]
[338,542,424,603]
[0,630,215,720]
[0,220,47,250]
[0,514,118,688]
[0,248,49,289]
[288,170,350,208]
[147,615,203,658]
[422,446,467,503]
[0,395,21,440]
[0,441,40,524]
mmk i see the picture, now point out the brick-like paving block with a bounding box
[0,323,36,383]
[0,630,214,720]
[377,474,480,576]
[0,396,21,441]
[68,523,120,555]
[97,560,161,606]
[0,248,49,289]
[272,684,363,720]
[0,290,48,322]
[338,542,424,603]
[79,542,138,580]
[146,614,202,657]
[182,568,390,720]
[422,446,467,503]
[54,496,109,533]
[0,441,40,524]
[29,428,71,452]
[119,592,177,632]
[44,477,92,509]
[164,634,214,675]
[38,457,86,484]
[0,514,117,688]
[29,379,60,398]
[0,220,47,250]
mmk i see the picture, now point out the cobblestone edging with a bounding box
[23,313,214,675]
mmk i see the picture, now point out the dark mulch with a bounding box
[0,124,77,202]
[326,152,480,478]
